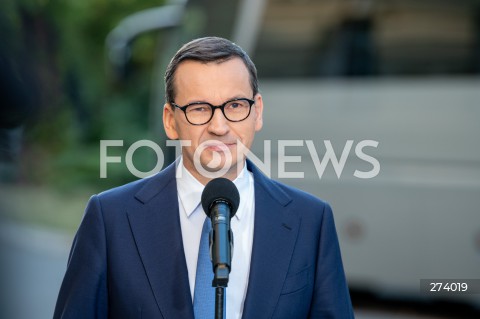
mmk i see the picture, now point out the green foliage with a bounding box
[5,0,167,190]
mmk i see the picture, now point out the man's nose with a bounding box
[207,108,229,135]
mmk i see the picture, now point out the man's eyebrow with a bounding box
[175,98,208,105]
[182,95,252,105]
[228,95,251,100]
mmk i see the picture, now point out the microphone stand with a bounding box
[215,287,225,319]
[213,263,230,319]
[209,226,233,319]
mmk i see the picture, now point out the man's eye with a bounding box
[188,105,209,113]
[226,101,246,110]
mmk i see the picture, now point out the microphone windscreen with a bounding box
[201,178,240,217]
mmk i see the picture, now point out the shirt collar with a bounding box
[176,156,252,220]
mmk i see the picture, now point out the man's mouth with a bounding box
[203,141,236,152]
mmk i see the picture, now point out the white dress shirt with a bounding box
[176,157,255,319]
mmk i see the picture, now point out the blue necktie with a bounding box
[193,217,214,318]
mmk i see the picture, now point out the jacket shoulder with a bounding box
[95,161,176,206]
[265,177,330,211]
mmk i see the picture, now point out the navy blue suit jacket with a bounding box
[54,160,354,318]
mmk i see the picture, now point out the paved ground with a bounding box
[0,219,446,319]
[0,220,71,319]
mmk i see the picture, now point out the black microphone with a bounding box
[201,178,240,287]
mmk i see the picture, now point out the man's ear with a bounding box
[163,103,179,140]
[254,94,264,132]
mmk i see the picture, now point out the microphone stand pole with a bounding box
[215,287,225,319]
[213,264,229,319]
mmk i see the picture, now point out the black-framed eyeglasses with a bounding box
[171,97,255,125]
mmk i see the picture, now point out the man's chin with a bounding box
[195,158,238,179]
[192,149,246,179]
[200,152,232,170]
[199,161,233,173]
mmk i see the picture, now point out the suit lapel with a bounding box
[126,162,194,319]
[124,160,300,318]
[242,162,301,319]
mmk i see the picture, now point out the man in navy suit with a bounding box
[54,37,354,318]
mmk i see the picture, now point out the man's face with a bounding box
[163,57,263,183]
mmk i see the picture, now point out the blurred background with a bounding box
[1,0,479,318]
